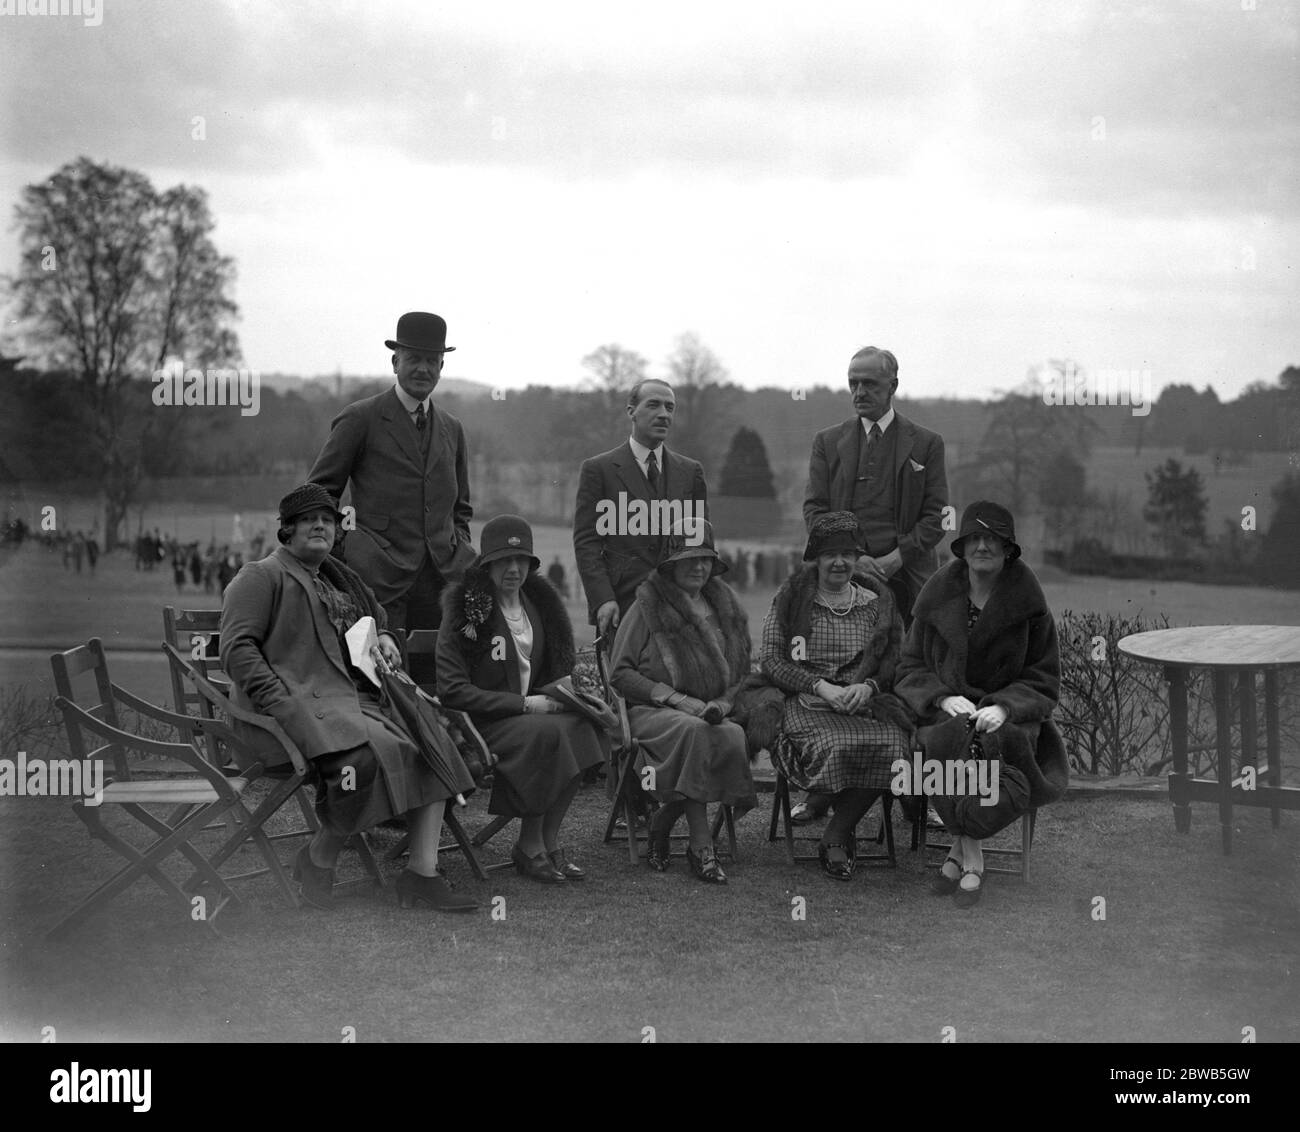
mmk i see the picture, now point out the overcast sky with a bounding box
[1,0,1295,399]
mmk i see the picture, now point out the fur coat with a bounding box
[895,558,1068,806]
[436,568,575,720]
[609,571,751,706]
[732,568,914,756]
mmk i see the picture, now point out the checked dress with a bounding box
[762,587,911,793]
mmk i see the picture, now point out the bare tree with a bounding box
[581,343,648,415]
[7,158,241,547]
[664,331,736,472]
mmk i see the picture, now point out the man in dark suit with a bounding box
[804,346,948,622]
[797,346,948,822]
[309,312,476,633]
[573,378,708,641]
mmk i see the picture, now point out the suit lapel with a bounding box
[836,420,861,508]
[426,401,449,473]
[380,388,423,469]
[613,440,651,504]
[892,412,916,478]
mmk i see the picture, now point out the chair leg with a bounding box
[725,805,737,861]
[776,775,797,866]
[1021,810,1034,882]
[441,801,490,882]
[124,802,240,910]
[471,814,512,849]
[880,796,896,867]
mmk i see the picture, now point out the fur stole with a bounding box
[440,567,575,682]
[633,571,751,701]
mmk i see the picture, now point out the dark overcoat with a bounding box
[895,558,1068,805]
[308,388,477,606]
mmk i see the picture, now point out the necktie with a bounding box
[415,402,429,455]
[646,449,661,496]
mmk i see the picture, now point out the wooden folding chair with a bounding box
[766,733,898,867]
[162,606,320,845]
[162,641,384,894]
[47,638,297,938]
[400,629,509,878]
[597,638,737,863]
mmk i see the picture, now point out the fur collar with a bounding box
[912,558,1047,650]
[441,567,575,676]
[634,571,751,700]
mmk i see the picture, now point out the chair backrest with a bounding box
[49,638,131,780]
[406,629,440,690]
[594,637,635,752]
[162,606,227,765]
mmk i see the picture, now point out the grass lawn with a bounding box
[2,780,1296,1043]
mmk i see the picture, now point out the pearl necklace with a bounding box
[817,585,854,617]
[502,604,525,624]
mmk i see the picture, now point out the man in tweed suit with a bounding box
[573,378,708,641]
[309,312,476,633]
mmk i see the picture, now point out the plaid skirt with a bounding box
[773,694,912,794]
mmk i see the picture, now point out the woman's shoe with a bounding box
[511,844,566,884]
[547,848,585,881]
[817,841,855,882]
[930,854,963,896]
[952,869,984,909]
[646,809,674,872]
[292,845,336,909]
[396,869,479,912]
[686,845,727,884]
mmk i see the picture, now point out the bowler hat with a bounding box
[276,483,343,544]
[385,311,455,354]
[657,518,728,577]
[950,500,1021,561]
[804,511,866,561]
[476,515,540,571]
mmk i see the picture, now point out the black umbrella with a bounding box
[371,647,477,804]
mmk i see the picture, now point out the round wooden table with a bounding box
[1117,626,1300,853]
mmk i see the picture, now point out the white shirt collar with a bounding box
[628,435,664,472]
[861,406,895,435]
[393,384,431,414]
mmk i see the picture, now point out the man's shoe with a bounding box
[396,869,480,912]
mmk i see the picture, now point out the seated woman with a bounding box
[221,483,478,913]
[895,501,1069,908]
[746,511,914,881]
[437,515,607,884]
[610,521,756,885]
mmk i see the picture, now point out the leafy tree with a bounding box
[1143,457,1208,555]
[6,157,240,546]
[718,426,776,498]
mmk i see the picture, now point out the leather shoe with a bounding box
[512,844,566,884]
[931,854,962,895]
[817,841,856,882]
[396,869,479,912]
[292,845,336,909]
[686,845,727,884]
[547,847,585,881]
[953,869,984,909]
[646,808,674,872]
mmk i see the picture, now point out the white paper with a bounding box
[345,616,381,688]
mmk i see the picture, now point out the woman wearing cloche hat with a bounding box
[609,519,757,885]
[895,501,1069,908]
[437,515,607,884]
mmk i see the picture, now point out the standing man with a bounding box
[798,345,948,822]
[573,378,708,641]
[309,312,476,633]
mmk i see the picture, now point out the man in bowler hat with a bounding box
[309,312,476,633]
